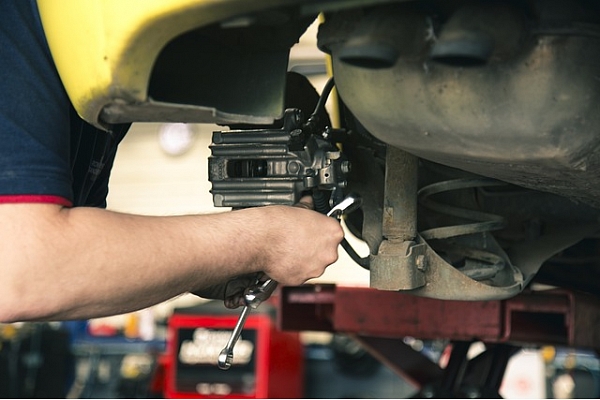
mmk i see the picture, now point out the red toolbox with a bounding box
[163,302,304,398]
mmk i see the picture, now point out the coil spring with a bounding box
[418,178,507,281]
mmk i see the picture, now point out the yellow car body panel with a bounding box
[36,0,316,129]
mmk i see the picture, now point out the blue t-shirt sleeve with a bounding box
[0,0,74,203]
[1,1,130,208]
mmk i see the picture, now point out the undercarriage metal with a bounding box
[322,0,600,300]
[321,0,600,208]
[370,147,426,291]
[362,156,599,299]
[369,150,523,299]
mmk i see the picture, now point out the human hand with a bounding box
[254,195,344,286]
[191,195,344,308]
[190,272,274,309]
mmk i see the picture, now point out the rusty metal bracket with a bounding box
[370,240,427,290]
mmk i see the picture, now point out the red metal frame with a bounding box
[279,284,600,348]
[279,284,600,391]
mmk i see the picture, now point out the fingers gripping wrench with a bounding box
[217,193,362,370]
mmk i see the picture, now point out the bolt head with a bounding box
[341,161,351,174]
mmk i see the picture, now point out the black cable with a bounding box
[304,77,335,134]
[341,238,370,270]
[308,78,369,269]
[311,77,335,119]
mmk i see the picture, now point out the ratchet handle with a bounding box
[326,193,362,219]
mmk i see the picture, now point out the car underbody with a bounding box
[40,0,600,396]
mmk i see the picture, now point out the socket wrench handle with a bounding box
[326,193,362,219]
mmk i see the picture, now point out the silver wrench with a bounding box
[326,192,362,219]
[216,278,278,370]
[217,193,362,370]
[217,305,250,370]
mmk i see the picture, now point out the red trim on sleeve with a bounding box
[0,195,73,207]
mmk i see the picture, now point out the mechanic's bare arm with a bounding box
[0,202,343,322]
